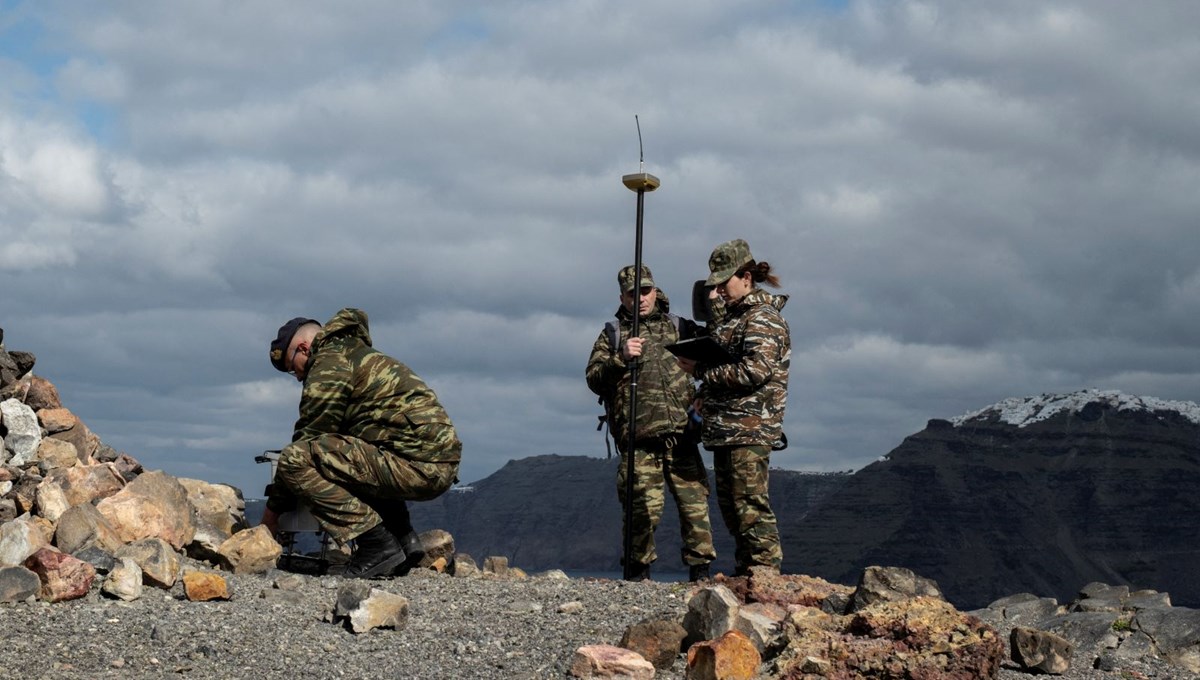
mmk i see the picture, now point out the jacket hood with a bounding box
[316,307,373,347]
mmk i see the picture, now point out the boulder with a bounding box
[0,515,49,566]
[848,564,944,613]
[217,525,281,574]
[101,557,143,601]
[774,596,1003,679]
[24,547,96,602]
[682,584,741,646]
[686,630,761,680]
[47,421,99,464]
[568,644,654,680]
[114,537,180,589]
[95,470,195,549]
[619,616,687,670]
[36,408,78,435]
[35,438,80,471]
[54,502,125,555]
[1011,626,1074,674]
[0,565,41,603]
[179,478,246,560]
[34,478,70,523]
[23,375,61,410]
[183,571,231,602]
[332,582,409,634]
[46,463,126,507]
[1,398,41,466]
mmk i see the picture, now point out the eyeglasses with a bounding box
[287,345,305,376]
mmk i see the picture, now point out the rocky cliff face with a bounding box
[407,454,850,575]
[791,390,1200,609]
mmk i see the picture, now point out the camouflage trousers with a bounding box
[711,444,781,573]
[616,435,716,567]
[276,433,460,546]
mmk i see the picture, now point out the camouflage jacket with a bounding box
[696,289,790,447]
[293,308,461,463]
[585,296,698,451]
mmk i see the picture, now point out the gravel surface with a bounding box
[2,565,1197,680]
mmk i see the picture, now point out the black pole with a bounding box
[622,186,646,580]
[620,117,659,580]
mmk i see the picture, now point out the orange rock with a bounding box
[686,630,760,680]
[183,571,230,601]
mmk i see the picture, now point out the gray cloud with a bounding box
[4,1,1200,496]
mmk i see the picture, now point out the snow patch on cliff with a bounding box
[951,389,1200,428]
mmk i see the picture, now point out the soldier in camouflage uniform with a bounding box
[263,308,462,578]
[679,240,789,575]
[586,265,716,582]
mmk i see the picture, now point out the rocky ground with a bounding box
[1,563,1197,680]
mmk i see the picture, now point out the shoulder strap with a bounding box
[604,321,619,353]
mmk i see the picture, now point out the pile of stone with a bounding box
[571,567,1200,678]
[571,565,1004,679]
[1,329,540,615]
[0,333,281,604]
[971,582,1200,675]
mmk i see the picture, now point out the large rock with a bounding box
[46,463,126,507]
[35,437,80,470]
[46,420,99,464]
[54,502,125,555]
[332,583,409,634]
[217,525,281,574]
[24,547,96,602]
[34,478,71,522]
[114,537,181,589]
[619,617,687,670]
[0,565,41,603]
[1011,626,1074,674]
[0,515,49,566]
[686,630,761,680]
[1,398,41,465]
[23,375,61,410]
[179,478,246,560]
[101,557,143,601]
[568,644,654,680]
[95,470,195,549]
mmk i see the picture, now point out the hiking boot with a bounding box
[625,562,651,582]
[393,531,426,576]
[343,524,406,579]
[688,563,711,582]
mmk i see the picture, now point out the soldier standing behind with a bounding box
[263,308,462,579]
[679,240,790,576]
[586,265,717,582]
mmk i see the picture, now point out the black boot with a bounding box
[625,562,651,582]
[394,531,425,576]
[688,563,711,582]
[343,524,406,579]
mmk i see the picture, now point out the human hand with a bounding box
[622,337,645,361]
[677,357,697,375]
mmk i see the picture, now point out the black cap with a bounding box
[270,317,318,372]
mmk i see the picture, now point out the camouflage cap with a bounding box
[705,239,754,286]
[618,264,656,294]
[269,317,319,372]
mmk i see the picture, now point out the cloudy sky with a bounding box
[4,1,1199,497]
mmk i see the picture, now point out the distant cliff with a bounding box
[408,454,850,576]
[790,390,1200,608]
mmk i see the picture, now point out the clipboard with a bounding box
[665,336,736,365]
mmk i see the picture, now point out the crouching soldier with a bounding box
[263,308,462,578]
[586,265,716,582]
